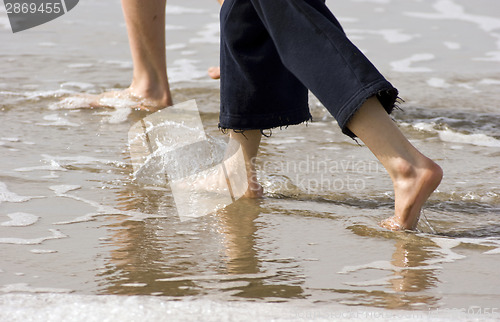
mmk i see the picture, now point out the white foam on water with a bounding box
[38,42,56,47]
[22,89,73,101]
[338,260,395,274]
[98,108,133,124]
[49,187,165,225]
[425,237,466,265]
[475,50,500,62]
[390,53,434,72]
[38,114,80,127]
[0,284,71,294]
[40,154,127,168]
[30,249,58,254]
[427,77,451,88]
[49,185,81,195]
[49,185,155,223]
[165,24,185,31]
[199,281,251,290]
[339,259,443,275]
[41,173,60,179]
[440,190,500,204]
[450,237,500,255]
[67,63,94,69]
[60,82,95,91]
[175,230,198,236]
[344,275,402,287]
[407,122,500,148]
[168,59,207,83]
[166,43,187,51]
[53,213,100,225]
[479,78,500,85]
[181,50,196,56]
[405,0,500,33]
[351,0,390,3]
[456,83,477,91]
[484,248,500,255]
[0,8,10,31]
[266,139,299,145]
[0,90,23,98]
[101,60,133,69]
[15,159,66,172]
[346,29,418,43]
[48,96,94,110]
[443,41,461,50]
[92,97,137,109]
[438,129,500,148]
[1,212,39,227]
[1,137,20,142]
[165,6,205,15]
[0,182,34,204]
[0,229,67,245]
[0,293,474,322]
[190,22,219,44]
[337,17,359,24]
[121,283,147,288]
[409,1,500,62]
[155,271,277,283]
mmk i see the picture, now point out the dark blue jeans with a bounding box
[219,0,398,138]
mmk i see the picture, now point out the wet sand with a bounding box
[1,0,500,320]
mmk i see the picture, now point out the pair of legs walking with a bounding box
[100,0,441,230]
[220,0,442,230]
[230,99,442,230]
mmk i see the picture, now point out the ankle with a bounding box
[391,155,442,183]
[130,79,172,106]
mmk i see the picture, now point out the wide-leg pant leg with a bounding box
[250,0,398,137]
[220,0,398,137]
[219,0,311,131]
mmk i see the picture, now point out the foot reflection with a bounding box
[98,193,304,300]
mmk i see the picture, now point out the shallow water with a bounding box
[1,0,500,320]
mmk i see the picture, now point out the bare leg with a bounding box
[227,130,263,198]
[183,130,263,198]
[122,0,172,107]
[75,0,172,111]
[347,97,443,231]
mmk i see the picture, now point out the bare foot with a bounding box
[87,88,171,112]
[380,157,443,231]
[189,150,263,200]
[208,66,221,80]
[53,88,172,112]
[243,182,264,198]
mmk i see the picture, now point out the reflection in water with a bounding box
[346,225,441,309]
[216,200,261,275]
[99,190,304,300]
[388,238,440,309]
[100,177,451,308]
[216,200,304,299]
[92,106,498,307]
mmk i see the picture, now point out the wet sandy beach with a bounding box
[1,0,500,320]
